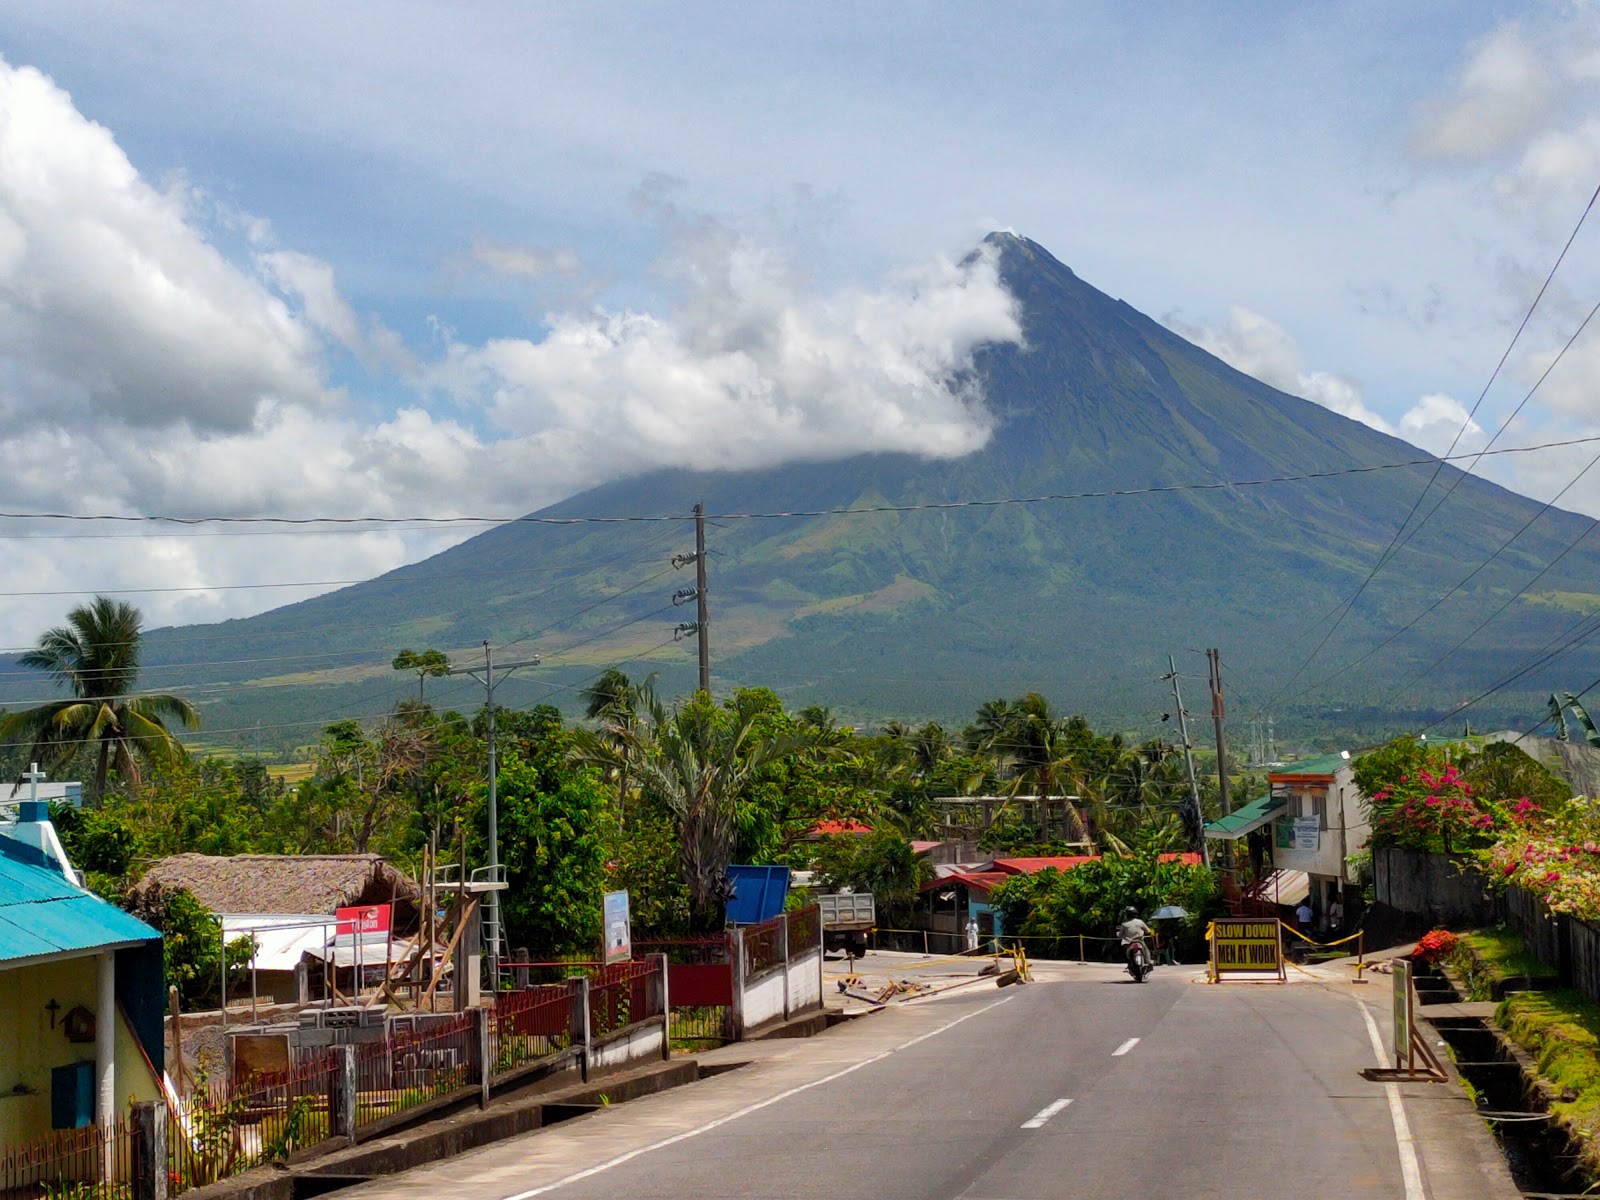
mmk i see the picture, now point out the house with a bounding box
[1204,753,1368,926]
[917,853,1205,949]
[128,854,420,1004]
[0,800,164,1145]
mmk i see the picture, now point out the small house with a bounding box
[0,800,164,1146]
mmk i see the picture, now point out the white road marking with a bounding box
[1112,1037,1140,1056]
[1358,1001,1426,1200]
[1020,1098,1072,1129]
[501,994,1018,1199]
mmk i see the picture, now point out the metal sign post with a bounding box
[1360,959,1446,1082]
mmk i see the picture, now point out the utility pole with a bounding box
[444,641,539,991]
[1163,654,1211,868]
[673,503,711,694]
[1206,648,1231,816]
[695,503,710,694]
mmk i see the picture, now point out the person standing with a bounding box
[1295,899,1313,937]
[1327,895,1345,936]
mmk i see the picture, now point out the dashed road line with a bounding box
[1020,1098,1073,1129]
[1112,1037,1140,1056]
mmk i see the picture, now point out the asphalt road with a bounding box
[344,963,1518,1200]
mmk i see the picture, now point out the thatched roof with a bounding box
[130,854,418,916]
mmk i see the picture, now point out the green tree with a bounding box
[125,882,254,1009]
[812,830,931,919]
[629,690,804,929]
[392,648,451,703]
[495,737,611,958]
[0,597,199,798]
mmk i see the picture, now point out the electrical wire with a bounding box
[0,434,1598,532]
[1261,184,1600,708]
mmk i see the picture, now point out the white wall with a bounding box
[741,971,787,1029]
[589,1020,664,1072]
[1273,764,1370,883]
[785,949,821,1015]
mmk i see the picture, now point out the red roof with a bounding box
[909,840,942,855]
[923,871,1010,896]
[991,852,1203,874]
[991,856,1099,874]
[808,819,873,836]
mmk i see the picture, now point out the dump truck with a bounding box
[818,892,875,957]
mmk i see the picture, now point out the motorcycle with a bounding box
[1125,938,1153,983]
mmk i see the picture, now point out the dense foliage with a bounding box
[988,851,1221,960]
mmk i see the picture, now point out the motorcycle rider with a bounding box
[1117,906,1152,974]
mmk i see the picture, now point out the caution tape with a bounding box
[1277,922,1364,950]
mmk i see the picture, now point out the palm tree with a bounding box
[628,691,804,929]
[0,597,199,798]
[575,669,654,823]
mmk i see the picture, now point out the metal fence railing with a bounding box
[355,1013,475,1129]
[492,984,576,1075]
[169,1052,341,1192]
[588,959,661,1038]
[0,1110,135,1200]
[741,915,785,979]
[4,960,677,1198]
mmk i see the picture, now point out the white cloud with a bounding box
[1169,304,1479,456]
[470,239,585,279]
[435,228,1021,482]
[0,54,1023,646]
[0,59,325,434]
[1411,25,1551,161]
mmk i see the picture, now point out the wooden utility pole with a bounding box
[1207,648,1231,816]
[695,503,710,694]
[1163,655,1210,868]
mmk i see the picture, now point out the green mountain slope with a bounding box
[13,233,1597,745]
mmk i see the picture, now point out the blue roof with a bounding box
[0,844,159,965]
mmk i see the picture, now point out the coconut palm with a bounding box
[628,691,804,929]
[0,597,199,798]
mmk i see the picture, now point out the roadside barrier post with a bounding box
[471,1007,491,1108]
[655,953,671,1061]
[330,1044,357,1145]
[572,975,593,1081]
[1078,934,1085,964]
[132,1100,166,1200]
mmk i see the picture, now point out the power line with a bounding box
[1262,184,1600,707]
[0,433,1598,531]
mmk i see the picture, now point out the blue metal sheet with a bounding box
[724,865,790,925]
[0,853,158,964]
[0,911,63,959]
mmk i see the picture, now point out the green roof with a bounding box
[1204,792,1286,839]
[1269,753,1349,777]
[0,842,158,967]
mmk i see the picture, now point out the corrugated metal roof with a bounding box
[1269,754,1349,779]
[1205,793,1287,839]
[0,847,159,965]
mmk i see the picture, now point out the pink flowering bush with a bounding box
[1483,797,1600,919]
[1357,737,1560,854]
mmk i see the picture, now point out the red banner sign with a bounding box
[335,904,391,939]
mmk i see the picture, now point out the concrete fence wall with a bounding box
[1373,848,1498,924]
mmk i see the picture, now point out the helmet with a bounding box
[1124,906,1139,919]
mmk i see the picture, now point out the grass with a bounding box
[1446,926,1558,1001]
[1498,989,1600,1174]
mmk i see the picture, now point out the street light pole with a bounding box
[445,642,539,991]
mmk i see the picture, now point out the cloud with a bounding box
[0,54,1023,645]
[435,226,1022,482]
[1412,13,1600,217]
[1169,304,1479,455]
[1411,25,1551,161]
[470,238,585,279]
[0,59,325,434]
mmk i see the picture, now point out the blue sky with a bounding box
[0,1,1593,643]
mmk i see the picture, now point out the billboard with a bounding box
[334,903,391,950]
[602,890,632,965]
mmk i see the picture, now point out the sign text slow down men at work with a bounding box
[1211,918,1285,980]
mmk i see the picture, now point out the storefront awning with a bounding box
[1204,793,1286,840]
